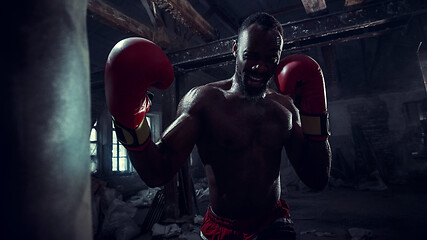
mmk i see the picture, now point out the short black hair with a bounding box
[238,12,283,39]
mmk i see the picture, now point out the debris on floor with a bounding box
[348,227,373,240]
[193,215,204,225]
[101,192,141,240]
[127,187,161,207]
[91,175,427,240]
[356,171,388,192]
[91,181,146,240]
[178,223,203,240]
[178,231,201,240]
[151,223,181,238]
[195,187,210,200]
[300,229,336,237]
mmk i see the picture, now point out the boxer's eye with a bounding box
[243,52,258,60]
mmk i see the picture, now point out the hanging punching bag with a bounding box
[3,1,92,239]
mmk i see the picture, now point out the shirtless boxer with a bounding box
[105,12,331,240]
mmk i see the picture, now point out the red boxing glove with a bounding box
[274,54,330,141]
[105,37,174,150]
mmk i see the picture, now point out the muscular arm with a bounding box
[128,87,202,187]
[283,98,332,190]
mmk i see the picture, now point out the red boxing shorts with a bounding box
[200,199,296,240]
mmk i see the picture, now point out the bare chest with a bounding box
[201,99,290,150]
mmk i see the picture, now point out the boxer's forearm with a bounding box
[128,139,196,187]
[286,135,331,190]
[128,111,200,187]
[298,139,332,190]
[128,142,174,187]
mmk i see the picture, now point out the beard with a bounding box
[241,77,269,100]
[235,66,270,100]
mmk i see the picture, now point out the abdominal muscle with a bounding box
[195,85,290,219]
[202,152,282,220]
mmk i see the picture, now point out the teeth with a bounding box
[250,76,263,81]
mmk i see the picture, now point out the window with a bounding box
[90,121,98,173]
[112,120,135,173]
[111,115,158,173]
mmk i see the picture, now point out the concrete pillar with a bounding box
[3,1,92,239]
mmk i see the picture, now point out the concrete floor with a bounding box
[131,178,427,240]
[287,184,426,240]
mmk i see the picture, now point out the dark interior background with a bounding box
[89,0,427,192]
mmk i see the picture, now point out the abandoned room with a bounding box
[4,0,427,239]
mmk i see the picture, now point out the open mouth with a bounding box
[246,75,266,88]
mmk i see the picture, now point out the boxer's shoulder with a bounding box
[188,80,231,105]
[178,80,229,114]
[266,89,292,105]
[266,90,299,124]
[205,79,233,90]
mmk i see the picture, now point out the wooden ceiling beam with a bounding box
[87,0,170,48]
[300,0,328,14]
[152,0,217,42]
[168,0,417,72]
[345,0,369,7]
[140,0,171,46]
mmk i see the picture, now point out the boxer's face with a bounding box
[234,23,283,99]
